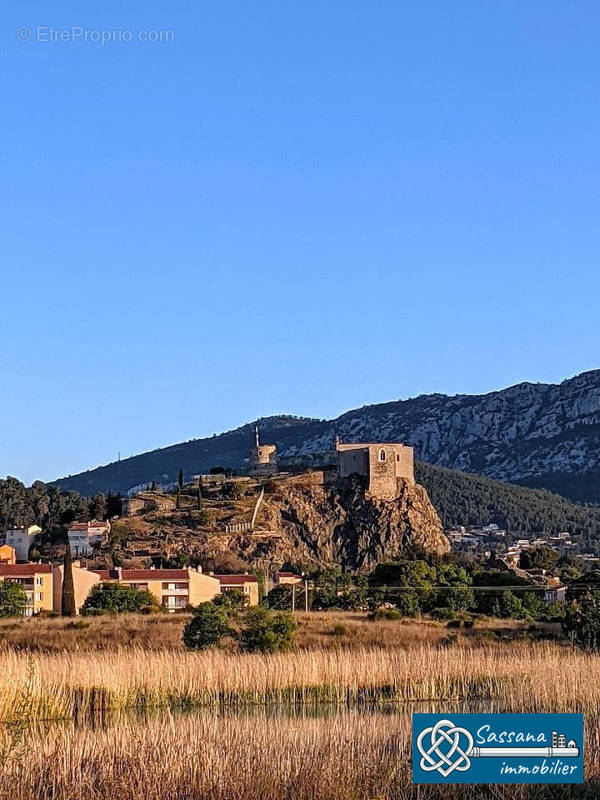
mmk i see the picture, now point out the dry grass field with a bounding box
[0,609,542,651]
[8,709,596,800]
[0,614,595,799]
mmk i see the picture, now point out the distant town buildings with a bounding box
[336,439,415,500]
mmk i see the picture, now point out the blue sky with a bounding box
[2,1,600,484]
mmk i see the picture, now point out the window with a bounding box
[396,454,400,462]
[378,448,386,462]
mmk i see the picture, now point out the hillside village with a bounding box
[0,431,443,615]
[0,428,588,618]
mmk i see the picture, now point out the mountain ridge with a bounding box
[52,369,600,502]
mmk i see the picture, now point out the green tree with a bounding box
[519,546,559,572]
[82,582,158,615]
[213,589,248,612]
[89,493,106,521]
[61,545,77,617]
[178,469,184,489]
[0,582,27,617]
[563,591,600,650]
[240,607,297,653]
[183,602,233,649]
[395,589,421,617]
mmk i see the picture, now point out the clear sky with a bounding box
[2,1,600,485]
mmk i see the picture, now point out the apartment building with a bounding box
[91,567,222,611]
[68,520,111,557]
[0,563,53,616]
[5,525,42,561]
[214,574,259,606]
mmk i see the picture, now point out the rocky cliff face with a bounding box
[198,475,449,573]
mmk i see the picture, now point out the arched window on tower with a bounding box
[378,448,386,462]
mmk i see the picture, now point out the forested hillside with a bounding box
[0,477,114,533]
[416,462,600,538]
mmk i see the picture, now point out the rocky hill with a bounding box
[77,472,449,574]
[53,370,600,502]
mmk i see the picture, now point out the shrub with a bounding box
[221,481,244,499]
[430,607,456,621]
[82,582,159,615]
[0,582,27,617]
[240,607,297,653]
[332,624,348,637]
[373,607,403,621]
[183,602,233,650]
[563,591,600,650]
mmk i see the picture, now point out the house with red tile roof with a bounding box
[274,571,302,586]
[68,520,111,557]
[0,563,53,616]
[90,566,221,611]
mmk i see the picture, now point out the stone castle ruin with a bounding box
[336,438,415,500]
[248,425,278,477]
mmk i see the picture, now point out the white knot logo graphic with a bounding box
[417,719,474,777]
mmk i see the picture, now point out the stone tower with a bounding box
[248,425,278,477]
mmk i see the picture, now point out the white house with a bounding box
[5,525,42,561]
[67,520,111,557]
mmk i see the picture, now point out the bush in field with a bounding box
[0,582,27,617]
[183,601,296,652]
[240,607,297,653]
[82,582,159,615]
[183,602,233,650]
[563,590,600,650]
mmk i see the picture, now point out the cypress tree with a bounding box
[197,480,203,510]
[61,543,77,617]
[178,469,184,489]
[176,487,181,510]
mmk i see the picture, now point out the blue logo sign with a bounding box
[412,713,583,783]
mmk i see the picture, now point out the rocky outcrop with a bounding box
[201,475,449,573]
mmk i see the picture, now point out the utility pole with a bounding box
[291,583,295,613]
[304,576,309,613]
